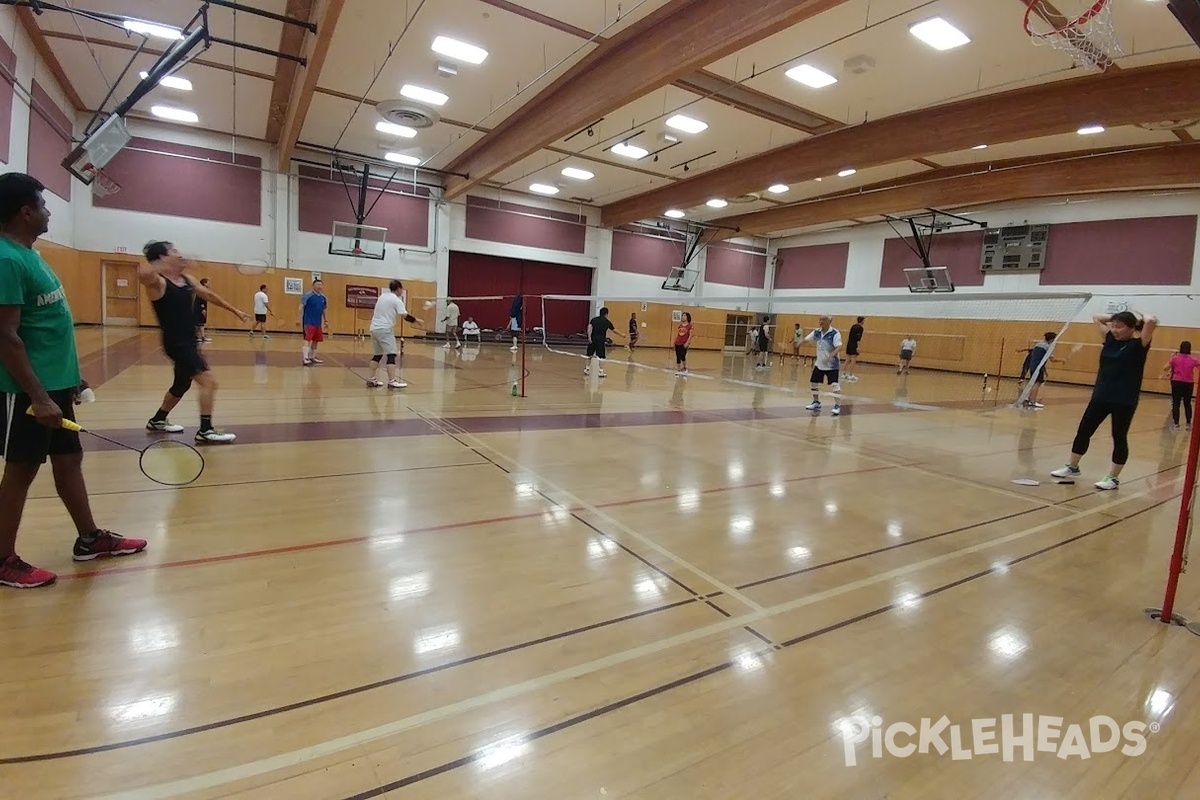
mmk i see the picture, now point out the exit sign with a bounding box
[114,246,127,253]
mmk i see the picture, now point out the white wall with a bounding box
[0,5,76,247]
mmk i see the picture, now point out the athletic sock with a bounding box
[200,415,213,432]
[151,408,169,422]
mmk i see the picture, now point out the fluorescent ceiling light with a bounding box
[665,114,708,134]
[149,105,198,123]
[139,72,191,91]
[400,84,449,106]
[1077,124,1105,135]
[385,152,421,165]
[664,209,686,219]
[529,183,559,195]
[767,184,789,194]
[560,167,594,180]
[909,17,971,51]
[431,36,488,65]
[123,19,183,40]
[706,199,728,208]
[662,133,679,143]
[611,142,648,159]
[376,121,417,138]
[971,144,988,150]
[785,64,837,88]
[837,168,857,177]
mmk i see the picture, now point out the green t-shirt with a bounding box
[0,237,80,393]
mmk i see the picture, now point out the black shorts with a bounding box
[195,307,208,326]
[586,339,608,359]
[255,313,267,323]
[846,343,860,356]
[811,367,840,385]
[165,343,210,383]
[900,350,914,361]
[1,389,82,464]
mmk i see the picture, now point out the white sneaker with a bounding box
[443,343,451,349]
[388,380,408,389]
[303,359,314,366]
[831,404,841,417]
[195,429,236,443]
[146,419,184,433]
[583,367,590,375]
[1051,465,1081,479]
[1094,476,1120,491]
[367,379,384,388]
[597,371,607,378]
[311,357,323,364]
[510,345,519,352]
[806,401,821,411]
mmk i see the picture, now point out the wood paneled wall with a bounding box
[599,299,1199,394]
[40,242,436,335]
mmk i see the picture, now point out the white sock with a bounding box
[302,344,310,360]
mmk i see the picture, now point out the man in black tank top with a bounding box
[137,241,248,443]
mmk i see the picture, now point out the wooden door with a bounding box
[724,314,751,349]
[103,261,140,325]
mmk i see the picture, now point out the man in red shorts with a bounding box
[301,279,329,365]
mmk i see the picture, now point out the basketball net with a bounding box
[1024,0,1122,72]
[91,170,121,198]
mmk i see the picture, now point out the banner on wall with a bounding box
[346,284,380,308]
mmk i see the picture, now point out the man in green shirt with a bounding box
[0,172,146,588]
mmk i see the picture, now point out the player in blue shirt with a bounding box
[301,279,329,365]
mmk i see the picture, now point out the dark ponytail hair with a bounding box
[1182,341,1192,355]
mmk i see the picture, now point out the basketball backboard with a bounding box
[905,266,955,293]
[330,221,387,260]
[62,113,131,187]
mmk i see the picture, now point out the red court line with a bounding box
[62,463,898,580]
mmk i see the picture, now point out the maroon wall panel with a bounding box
[880,230,985,288]
[774,242,849,289]
[447,251,592,334]
[93,137,261,225]
[1040,216,1197,286]
[610,225,687,276]
[296,165,429,246]
[705,242,767,288]
[26,81,71,201]
[0,37,16,165]
[465,195,586,253]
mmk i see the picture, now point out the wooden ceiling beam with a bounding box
[712,143,1200,237]
[15,8,85,111]
[602,59,1200,227]
[441,0,851,200]
[265,0,316,144]
[276,0,344,172]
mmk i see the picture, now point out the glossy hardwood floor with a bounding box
[2,328,1198,800]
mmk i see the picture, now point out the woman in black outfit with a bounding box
[1051,310,1156,490]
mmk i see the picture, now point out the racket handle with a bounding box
[23,407,84,432]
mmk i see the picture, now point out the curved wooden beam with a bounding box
[602,60,1200,227]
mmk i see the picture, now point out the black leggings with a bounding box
[1172,380,1195,425]
[1072,399,1137,466]
[675,344,688,365]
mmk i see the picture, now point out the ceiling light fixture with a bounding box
[1077,124,1106,135]
[664,209,686,219]
[909,17,971,51]
[529,183,559,195]
[767,184,789,194]
[971,144,988,150]
[385,152,421,165]
[376,121,418,138]
[837,168,857,177]
[139,72,192,91]
[123,19,183,40]
[665,114,708,134]
[431,36,488,65]
[400,84,449,106]
[706,198,728,208]
[149,105,198,123]
[784,64,838,88]
[611,142,648,159]
[561,167,594,180]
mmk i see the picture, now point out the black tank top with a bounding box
[152,276,197,348]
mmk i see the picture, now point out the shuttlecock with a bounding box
[423,301,434,310]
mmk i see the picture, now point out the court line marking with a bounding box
[92,481,1168,800]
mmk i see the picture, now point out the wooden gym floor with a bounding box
[2,327,1199,800]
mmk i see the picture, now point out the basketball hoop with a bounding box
[1024,0,1122,72]
[91,170,121,198]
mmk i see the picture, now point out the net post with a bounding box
[1156,397,1200,624]
[520,294,527,398]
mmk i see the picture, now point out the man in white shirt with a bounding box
[251,284,272,338]
[442,299,461,349]
[462,317,480,344]
[805,315,843,416]
[367,280,419,389]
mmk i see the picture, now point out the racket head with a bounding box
[139,439,206,486]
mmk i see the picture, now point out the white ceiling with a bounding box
[21,0,1200,233]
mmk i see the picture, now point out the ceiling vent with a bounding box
[375,100,440,129]
[730,193,760,204]
[1137,119,1200,131]
[843,55,876,75]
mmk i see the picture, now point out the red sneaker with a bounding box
[72,530,148,562]
[0,554,57,588]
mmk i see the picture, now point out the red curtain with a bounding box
[447,252,592,334]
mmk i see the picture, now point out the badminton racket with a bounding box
[28,411,205,486]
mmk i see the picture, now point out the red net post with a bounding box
[1157,386,1200,624]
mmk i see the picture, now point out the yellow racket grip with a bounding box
[23,407,83,431]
